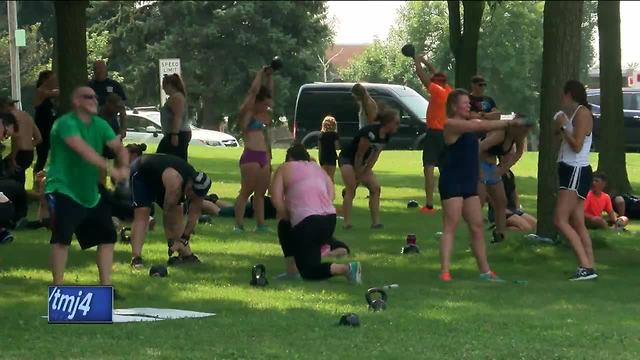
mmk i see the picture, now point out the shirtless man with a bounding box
[0,97,42,187]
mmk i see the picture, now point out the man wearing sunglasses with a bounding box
[45,87,129,292]
[469,75,500,120]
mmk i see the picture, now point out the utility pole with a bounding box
[7,1,22,110]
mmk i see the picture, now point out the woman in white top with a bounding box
[351,83,378,129]
[553,80,596,281]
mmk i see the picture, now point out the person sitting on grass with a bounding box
[612,193,640,221]
[202,193,277,220]
[271,143,360,283]
[488,170,537,232]
[584,171,629,230]
[127,144,212,268]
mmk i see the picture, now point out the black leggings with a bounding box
[0,179,27,224]
[34,133,50,173]
[277,215,348,280]
[13,150,34,187]
[156,131,191,160]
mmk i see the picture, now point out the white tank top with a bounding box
[557,105,592,167]
[358,105,368,129]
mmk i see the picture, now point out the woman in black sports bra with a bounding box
[478,119,530,243]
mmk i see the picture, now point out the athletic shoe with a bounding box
[130,256,144,269]
[479,271,505,282]
[420,206,436,214]
[439,271,452,282]
[275,272,302,281]
[255,224,271,233]
[491,231,505,244]
[180,254,201,264]
[0,229,14,245]
[569,267,598,281]
[320,244,331,256]
[233,225,245,232]
[347,262,362,284]
[371,223,384,230]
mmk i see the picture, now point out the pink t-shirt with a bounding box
[285,161,336,226]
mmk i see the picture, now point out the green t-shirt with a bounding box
[45,112,116,208]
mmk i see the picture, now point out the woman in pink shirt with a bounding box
[271,144,361,283]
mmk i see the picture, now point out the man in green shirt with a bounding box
[46,86,129,287]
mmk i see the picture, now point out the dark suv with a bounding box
[293,82,428,149]
[588,87,640,151]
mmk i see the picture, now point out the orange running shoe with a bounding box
[439,271,452,282]
[420,206,437,214]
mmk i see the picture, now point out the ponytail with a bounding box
[563,80,591,111]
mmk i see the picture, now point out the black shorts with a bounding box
[130,160,155,209]
[558,162,592,200]
[319,155,337,167]
[47,192,116,249]
[422,129,445,167]
[338,157,353,167]
[438,170,478,201]
[15,150,34,169]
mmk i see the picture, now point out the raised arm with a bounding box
[413,55,433,89]
[239,67,267,117]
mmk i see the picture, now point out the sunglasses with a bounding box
[81,94,97,100]
[477,83,487,87]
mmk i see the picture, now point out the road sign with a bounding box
[159,58,181,106]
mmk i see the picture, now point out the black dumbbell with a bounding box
[270,56,283,71]
[250,264,269,287]
[149,264,168,277]
[365,288,388,311]
[198,215,213,224]
[401,43,416,58]
[338,313,360,327]
[407,200,419,208]
[401,234,420,254]
[119,227,131,243]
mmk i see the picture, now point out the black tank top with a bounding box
[137,154,196,203]
[439,132,479,181]
[34,97,57,132]
[487,128,515,157]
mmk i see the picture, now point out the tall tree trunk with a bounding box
[596,1,631,194]
[447,0,485,89]
[54,1,88,113]
[536,1,583,239]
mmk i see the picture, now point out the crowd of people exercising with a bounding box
[1,55,637,291]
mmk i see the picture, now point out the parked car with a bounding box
[124,109,239,147]
[587,87,640,151]
[293,82,428,150]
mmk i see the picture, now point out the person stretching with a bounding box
[438,89,526,282]
[338,109,400,229]
[271,143,361,283]
[128,145,212,268]
[235,65,274,232]
[583,171,628,230]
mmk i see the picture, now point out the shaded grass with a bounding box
[1,148,640,359]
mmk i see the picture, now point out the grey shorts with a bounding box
[422,129,445,167]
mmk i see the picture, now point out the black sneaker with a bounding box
[569,267,598,281]
[0,229,14,245]
[491,231,505,244]
[130,256,144,269]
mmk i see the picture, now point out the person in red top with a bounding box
[413,52,452,213]
[584,171,628,229]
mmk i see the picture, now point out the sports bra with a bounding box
[246,117,265,131]
[486,127,515,157]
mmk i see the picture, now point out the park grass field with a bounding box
[1,147,640,359]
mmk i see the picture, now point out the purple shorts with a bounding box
[240,149,269,168]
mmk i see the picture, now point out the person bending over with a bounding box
[338,109,399,229]
[128,145,211,268]
[203,193,277,220]
[412,53,452,213]
[438,89,527,282]
[235,65,274,232]
[271,143,361,283]
[488,170,537,232]
[583,171,628,230]
[612,193,640,220]
[46,87,129,288]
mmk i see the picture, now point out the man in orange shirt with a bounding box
[584,171,628,230]
[413,53,452,213]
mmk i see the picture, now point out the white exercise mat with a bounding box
[42,308,215,323]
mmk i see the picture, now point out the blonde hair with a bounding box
[321,116,337,132]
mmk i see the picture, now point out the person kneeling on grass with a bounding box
[271,143,361,283]
[584,171,628,231]
[127,144,212,268]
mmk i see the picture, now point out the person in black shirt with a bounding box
[33,70,59,177]
[88,60,127,139]
[469,75,499,120]
[127,144,212,268]
[338,109,400,229]
[318,115,340,182]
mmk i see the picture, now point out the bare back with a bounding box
[14,111,41,150]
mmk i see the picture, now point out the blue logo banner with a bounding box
[48,286,113,324]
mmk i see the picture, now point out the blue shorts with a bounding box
[480,161,502,186]
[130,158,155,209]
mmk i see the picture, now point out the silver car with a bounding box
[124,110,239,147]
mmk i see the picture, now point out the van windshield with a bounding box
[402,95,428,120]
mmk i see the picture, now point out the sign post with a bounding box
[159,59,181,106]
[7,1,21,110]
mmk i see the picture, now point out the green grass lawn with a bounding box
[1,148,640,359]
